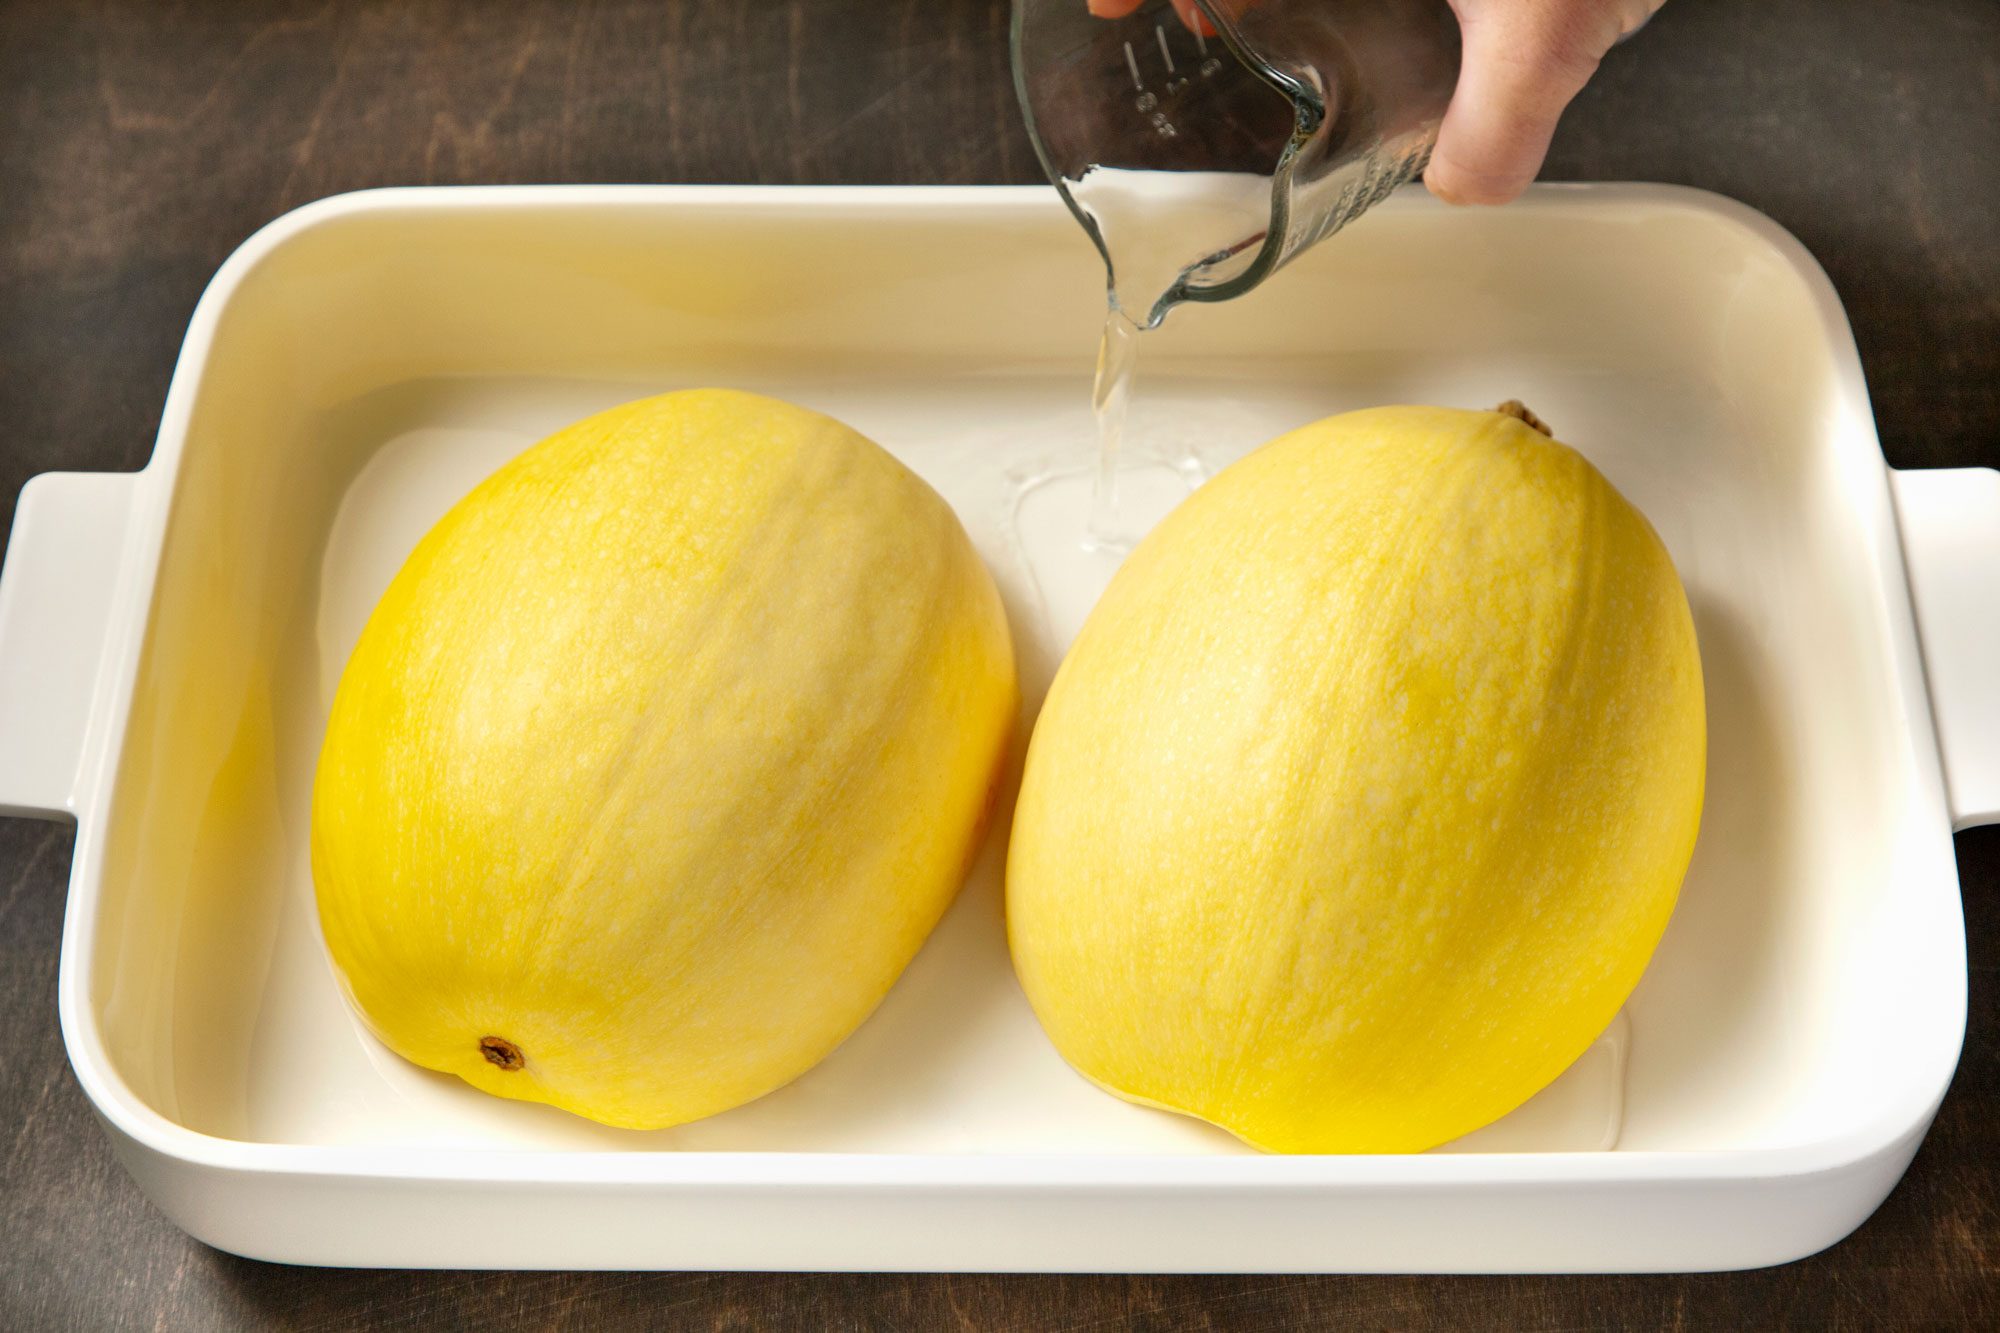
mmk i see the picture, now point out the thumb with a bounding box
[1424,2,1627,206]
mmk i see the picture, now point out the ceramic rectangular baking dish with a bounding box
[1,185,1994,1272]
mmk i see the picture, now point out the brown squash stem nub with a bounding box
[479,1036,525,1071]
[1495,400,1554,437]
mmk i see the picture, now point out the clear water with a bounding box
[1064,168,1277,553]
[1085,311,1143,550]
[1066,166,1273,329]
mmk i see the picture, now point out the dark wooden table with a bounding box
[3,0,1996,1326]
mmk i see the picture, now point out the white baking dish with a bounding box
[1,185,1993,1272]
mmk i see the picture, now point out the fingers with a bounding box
[1425,1,1629,206]
[1087,0,1216,37]
[1169,0,1218,36]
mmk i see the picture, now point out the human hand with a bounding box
[1086,1,1664,206]
[1426,0,1662,204]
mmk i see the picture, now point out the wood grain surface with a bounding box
[2,0,1996,1327]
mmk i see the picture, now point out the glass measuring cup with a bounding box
[1013,0,1461,329]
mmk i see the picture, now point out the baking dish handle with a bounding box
[0,471,142,820]
[1892,467,2000,831]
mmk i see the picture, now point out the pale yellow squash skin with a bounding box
[1007,406,1704,1154]
[312,389,1016,1130]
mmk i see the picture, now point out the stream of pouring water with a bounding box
[1067,167,1274,550]
[1085,312,1143,550]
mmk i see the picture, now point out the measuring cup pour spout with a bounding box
[1014,0,1460,328]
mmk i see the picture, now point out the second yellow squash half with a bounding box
[1007,404,1705,1153]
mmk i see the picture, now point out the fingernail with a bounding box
[1424,168,1465,206]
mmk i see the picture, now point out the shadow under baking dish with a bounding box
[84,188,1944,1163]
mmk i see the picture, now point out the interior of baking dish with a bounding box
[77,188,1963,1159]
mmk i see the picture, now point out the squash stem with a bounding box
[1494,400,1554,437]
